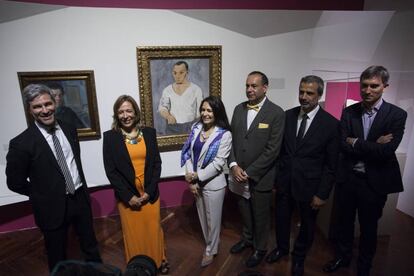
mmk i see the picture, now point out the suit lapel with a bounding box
[351,104,364,139]
[247,100,268,135]
[60,123,76,156]
[296,107,324,149]
[30,124,61,171]
[367,101,390,140]
[240,103,248,134]
[116,131,134,169]
[60,122,88,183]
[286,107,300,151]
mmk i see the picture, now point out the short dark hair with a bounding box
[248,71,269,86]
[111,95,142,131]
[174,60,189,71]
[360,65,390,85]
[300,75,324,96]
[48,82,65,95]
[199,96,231,131]
[22,83,54,110]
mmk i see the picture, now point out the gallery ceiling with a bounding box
[1,0,365,12]
[1,0,413,37]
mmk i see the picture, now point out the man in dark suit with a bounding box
[323,66,407,276]
[6,84,101,271]
[265,75,339,276]
[228,71,285,267]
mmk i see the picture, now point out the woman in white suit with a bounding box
[181,96,232,267]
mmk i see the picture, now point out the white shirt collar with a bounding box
[299,105,320,120]
[35,121,61,134]
[256,96,267,108]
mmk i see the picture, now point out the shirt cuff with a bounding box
[229,162,238,168]
[352,138,358,147]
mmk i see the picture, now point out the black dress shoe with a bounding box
[265,248,288,263]
[245,250,267,268]
[291,262,304,276]
[230,240,252,254]
[323,258,350,273]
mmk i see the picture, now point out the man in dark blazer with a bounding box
[228,71,285,268]
[6,84,101,271]
[265,75,339,276]
[323,66,407,276]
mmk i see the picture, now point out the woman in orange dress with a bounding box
[103,95,169,274]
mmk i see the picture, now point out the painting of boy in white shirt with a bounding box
[158,61,203,135]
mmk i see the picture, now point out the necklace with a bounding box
[201,127,214,141]
[201,132,209,140]
[122,128,143,144]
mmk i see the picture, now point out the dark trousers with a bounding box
[42,187,101,271]
[335,172,387,274]
[275,190,318,264]
[237,190,272,251]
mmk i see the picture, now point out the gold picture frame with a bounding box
[137,45,222,151]
[18,70,101,141]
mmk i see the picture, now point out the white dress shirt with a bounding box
[297,105,320,137]
[158,82,203,123]
[36,121,82,191]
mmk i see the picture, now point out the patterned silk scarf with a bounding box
[181,124,226,169]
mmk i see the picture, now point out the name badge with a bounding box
[258,123,269,129]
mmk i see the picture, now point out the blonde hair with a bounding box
[111,95,142,131]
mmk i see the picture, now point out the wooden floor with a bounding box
[1,192,414,276]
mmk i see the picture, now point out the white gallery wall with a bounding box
[0,7,413,217]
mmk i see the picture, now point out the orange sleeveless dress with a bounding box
[117,138,166,267]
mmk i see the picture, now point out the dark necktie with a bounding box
[50,129,76,194]
[296,113,308,143]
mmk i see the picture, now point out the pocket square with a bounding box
[258,123,269,129]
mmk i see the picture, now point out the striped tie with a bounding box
[50,129,76,194]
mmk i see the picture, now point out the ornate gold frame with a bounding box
[18,70,101,141]
[137,45,222,151]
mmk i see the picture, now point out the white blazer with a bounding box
[184,123,232,191]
